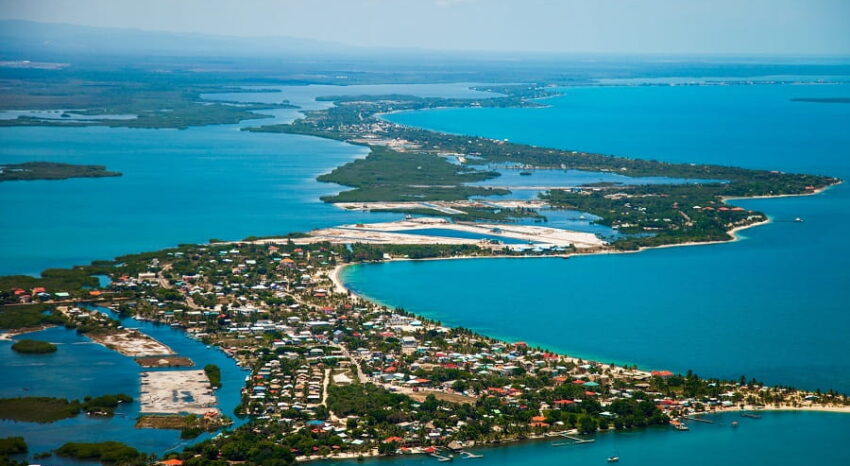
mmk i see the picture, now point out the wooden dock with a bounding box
[740,413,762,419]
[684,416,714,424]
[553,433,596,446]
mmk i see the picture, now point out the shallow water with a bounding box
[0,306,248,464]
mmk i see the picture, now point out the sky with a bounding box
[1,0,849,56]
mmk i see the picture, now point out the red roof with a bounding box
[553,399,574,405]
[652,370,674,377]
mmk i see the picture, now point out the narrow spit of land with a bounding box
[247,84,839,250]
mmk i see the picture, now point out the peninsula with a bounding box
[247,85,839,250]
[2,237,847,464]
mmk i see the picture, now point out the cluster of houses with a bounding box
[37,240,843,459]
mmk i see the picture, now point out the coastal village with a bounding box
[3,238,847,464]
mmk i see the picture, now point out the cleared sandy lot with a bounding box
[139,370,218,415]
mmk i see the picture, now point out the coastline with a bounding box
[0,324,58,341]
[327,178,844,294]
[4,83,849,465]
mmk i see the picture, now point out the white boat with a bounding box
[608,457,620,463]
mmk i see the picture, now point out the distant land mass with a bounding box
[0,162,121,182]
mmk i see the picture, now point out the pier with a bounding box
[684,416,714,424]
[741,413,762,419]
[430,452,454,462]
[459,451,484,459]
[552,433,596,446]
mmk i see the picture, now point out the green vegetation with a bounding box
[135,414,233,438]
[0,397,81,423]
[317,146,506,202]
[81,394,133,416]
[0,437,27,456]
[0,162,121,182]
[181,427,296,465]
[10,339,57,354]
[0,394,131,423]
[343,243,484,261]
[0,73,295,130]
[0,305,66,330]
[0,267,101,299]
[247,87,838,247]
[55,441,146,464]
[204,364,222,388]
[327,383,411,419]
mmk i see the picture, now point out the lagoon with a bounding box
[0,84,495,276]
[0,306,249,465]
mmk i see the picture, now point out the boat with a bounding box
[674,423,689,431]
[608,457,620,463]
[731,421,739,428]
[795,217,804,222]
[519,171,532,176]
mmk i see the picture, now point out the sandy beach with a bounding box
[0,325,57,341]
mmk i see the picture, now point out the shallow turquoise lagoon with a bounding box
[0,306,248,464]
[0,83,497,276]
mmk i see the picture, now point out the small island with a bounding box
[0,394,132,423]
[0,162,121,182]
[10,339,57,354]
[55,441,146,464]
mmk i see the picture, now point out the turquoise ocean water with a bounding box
[3,81,850,463]
[348,83,850,393]
[0,84,494,276]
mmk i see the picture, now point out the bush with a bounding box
[55,441,143,463]
[0,436,27,455]
[11,339,57,354]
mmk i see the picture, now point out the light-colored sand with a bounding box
[303,218,605,250]
[0,325,56,341]
[88,330,174,357]
[335,199,550,212]
[139,370,218,415]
